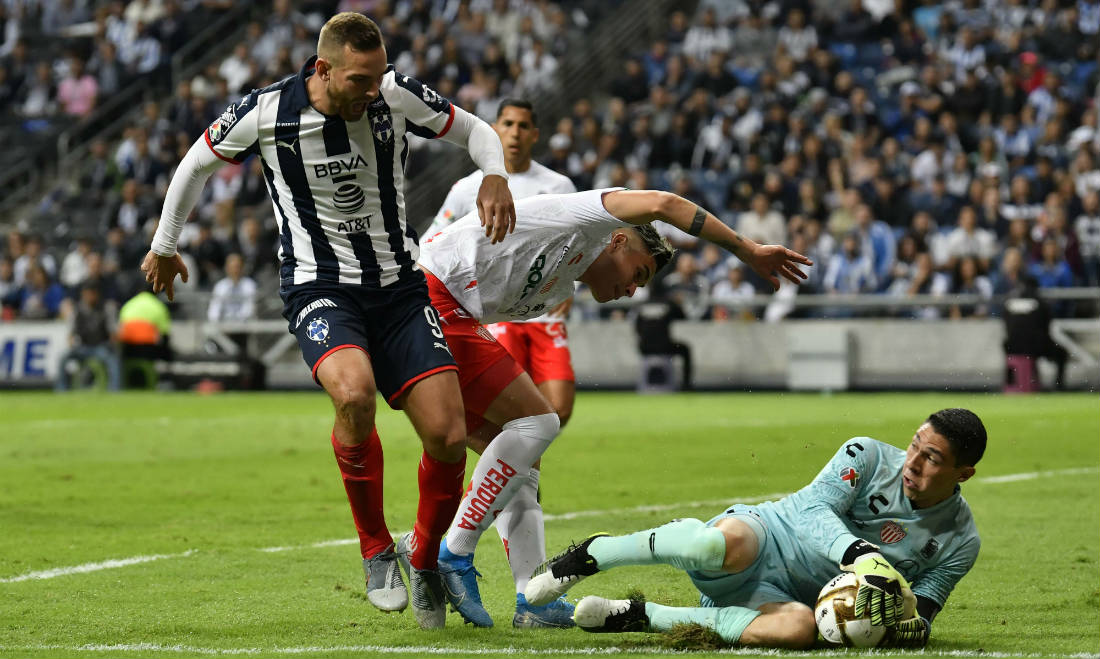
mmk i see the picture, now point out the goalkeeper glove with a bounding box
[839,541,912,627]
[887,616,930,647]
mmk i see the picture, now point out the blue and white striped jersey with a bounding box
[206,56,455,290]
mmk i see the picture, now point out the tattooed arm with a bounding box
[600,189,812,289]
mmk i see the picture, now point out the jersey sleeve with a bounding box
[205,92,261,164]
[389,67,455,139]
[562,187,630,231]
[911,531,979,608]
[551,172,577,194]
[786,438,886,564]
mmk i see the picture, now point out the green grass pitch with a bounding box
[1,391,1097,658]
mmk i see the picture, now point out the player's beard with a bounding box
[330,87,368,121]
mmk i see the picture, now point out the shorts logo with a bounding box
[879,521,906,544]
[295,298,337,328]
[475,325,496,342]
[306,318,330,342]
[370,111,393,143]
[840,467,859,488]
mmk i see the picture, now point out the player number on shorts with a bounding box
[423,306,444,339]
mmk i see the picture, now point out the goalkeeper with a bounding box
[526,408,986,649]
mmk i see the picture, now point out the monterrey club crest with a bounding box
[370,110,393,143]
[306,317,330,343]
[880,521,906,544]
[839,466,859,488]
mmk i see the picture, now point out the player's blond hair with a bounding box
[317,12,384,65]
[632,224,675,273]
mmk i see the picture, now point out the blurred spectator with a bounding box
[711,261,756,321]
[56,283,121,392]
[944,205,997,272]
[634,291,692,390]
[59,237,94,292]
[947,255,993,319]
[207,253,256,323]
[1074,190,1100,286]
[13,234,57,285]
[852,203,897,289]
[993,246,1027,296]
[661,252,710,320]
[824,232,876,301]
[15,263,66,319]
[56,53,97,118]
[1002,275,1067,389]
[738,192,787,247]
[777,8,817,62]
[0,255,16,315]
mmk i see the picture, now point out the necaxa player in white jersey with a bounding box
[140,13,518,630]
[425,98,579,629]
[526,409,987,650]
[416,187,812,628]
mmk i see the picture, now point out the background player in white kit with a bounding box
[415,187,812,627]
[421,98,580,628]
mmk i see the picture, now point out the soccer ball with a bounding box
[814,572,887,647]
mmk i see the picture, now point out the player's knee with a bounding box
[782,606,817,649]
[326,380,377,422]
[502,412,560,444]
[555,406,572,429]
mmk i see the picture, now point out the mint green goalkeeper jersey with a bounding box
[699,438,979,609]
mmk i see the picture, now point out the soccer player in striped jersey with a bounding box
[526,409,987,649]
[141,12,516,630]
[424,98,580,628]
[416,188,811,627]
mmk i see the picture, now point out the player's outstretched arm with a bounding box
[440,106,515,243]
[143,136,226,300]
[601,190,811,290]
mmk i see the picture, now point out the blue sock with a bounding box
[645,602,761,644]
[587,519,725,572]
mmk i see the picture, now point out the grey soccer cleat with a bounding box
[395,532,447,629]
[574,596,650,633]
[525,532,609,606]
[363,543,408,612]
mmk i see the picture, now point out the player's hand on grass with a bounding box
[839,548,910,627]
[886,615,929,647]
[476,174,516,244]
[141,250,189,302]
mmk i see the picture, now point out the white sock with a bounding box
[446,413,559,556]
[495,467,544,593]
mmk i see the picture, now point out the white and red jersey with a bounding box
[424,161,576,323]
[418,188,628,324]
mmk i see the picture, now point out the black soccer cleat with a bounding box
[524,532,609,606]
[574,597,650,633]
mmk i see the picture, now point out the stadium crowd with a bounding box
[2,0,1099,327]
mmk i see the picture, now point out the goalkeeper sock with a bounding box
[410,451,466,570]
[331,429,391,559]
[494,467,544,593]
[645,602,761,643]
[445,413,559,556]
[588,518,726,572]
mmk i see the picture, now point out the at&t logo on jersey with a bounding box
[306,318,330,342]
[333,183,366,215]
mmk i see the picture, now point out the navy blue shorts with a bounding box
[281,274,458,408]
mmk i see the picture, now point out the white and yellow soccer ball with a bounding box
[814,572,887,647]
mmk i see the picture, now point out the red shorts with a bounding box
[424,272,525,433]
[487,321,575,385]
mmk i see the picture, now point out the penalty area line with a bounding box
[0,550,196,583]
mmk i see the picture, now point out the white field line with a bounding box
[0,550,196,583]
[3,466,1096,580]
[2,643,1097,658]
